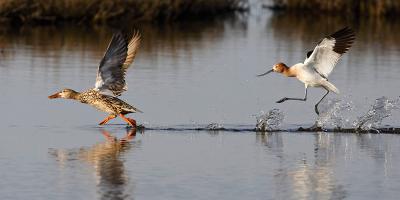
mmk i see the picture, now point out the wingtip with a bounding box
[131,30,141,40]
[127,29,141,51]
[331,27,356,38]
[330,27,356,54]
[112,29,142,45]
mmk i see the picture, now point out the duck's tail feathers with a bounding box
[123,106,143,114]
[134,107,143,113]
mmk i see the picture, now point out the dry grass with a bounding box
[0,0,247,24]
[270,0,400,17]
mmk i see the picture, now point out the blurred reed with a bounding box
[0,0,247,24]
[267,12,400,45]
[270,0,400,17]
[0,19,232,66]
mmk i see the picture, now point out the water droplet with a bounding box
[354,96,400,130]
[256,109,284,131]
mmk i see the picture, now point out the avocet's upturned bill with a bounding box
[258,27,356,115]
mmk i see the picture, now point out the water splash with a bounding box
[316,98,353,129]
[354,96,400,130]
[206,123,224,130]
[138,97,400,134]
[256,109,284,131]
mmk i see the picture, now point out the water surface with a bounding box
[1,6,400,200]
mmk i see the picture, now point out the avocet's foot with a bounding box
[276,97,288,103]
[308,122,321,131]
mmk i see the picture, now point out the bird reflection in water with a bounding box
[257,133,346,200]
[50,128,139,200]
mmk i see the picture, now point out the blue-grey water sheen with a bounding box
[2,127,400,200]
[2,3,400,200]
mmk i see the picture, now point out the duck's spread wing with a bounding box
[95,31,141,96]
[304,27,355,78]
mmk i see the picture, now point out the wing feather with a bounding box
[304,27,355,78]
[94,31,141,96]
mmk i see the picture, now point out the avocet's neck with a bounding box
[281,64,297,77]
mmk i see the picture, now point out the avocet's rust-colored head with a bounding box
[48,88,79,99]
[257,62,288,76]
[272,63,288,73]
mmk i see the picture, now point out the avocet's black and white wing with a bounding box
[94,31,141,96]
[304,27,355,78]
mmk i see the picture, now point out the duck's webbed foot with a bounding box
[127,118,137,126]
[119,114,137,127]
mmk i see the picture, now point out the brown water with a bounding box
[1,6,400,200]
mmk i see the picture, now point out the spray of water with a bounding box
[316,98,353,129]
[145,97,399,133]
[206,123,224,130]
[353,96,400,130]
[256,108,284,131]
[314,96,400,131]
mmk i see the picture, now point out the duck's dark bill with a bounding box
[48,92,61,99]
[257,69,273,77]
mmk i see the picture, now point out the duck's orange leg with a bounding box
[99,115,117,125]
[119,114,136,127]
[100,129,117,142]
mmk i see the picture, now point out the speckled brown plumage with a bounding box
[77,89,142,115]
[48,31,142,127]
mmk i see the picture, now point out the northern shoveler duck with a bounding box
[258,27,355,115]
[49,31,142,127]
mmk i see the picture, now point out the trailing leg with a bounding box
[276,86,308,103]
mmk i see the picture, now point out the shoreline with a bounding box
[267,0,400,17]
[0,0,248,25]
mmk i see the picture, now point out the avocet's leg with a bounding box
[119,114,136,127]
[276,86,308,103]
[314,89,330,115]
[99,115,117,125]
